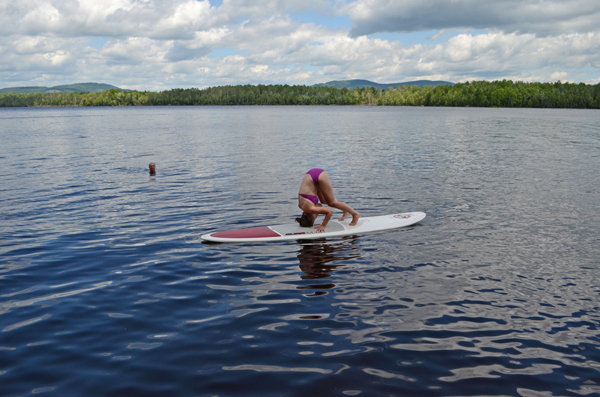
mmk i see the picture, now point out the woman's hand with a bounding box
[315,225,326,233]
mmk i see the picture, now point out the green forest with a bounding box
[1,80,599,108]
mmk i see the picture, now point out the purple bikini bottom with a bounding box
[299,193,319,205]
[306,168,324,185]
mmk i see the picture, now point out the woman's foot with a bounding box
[339,211,349,221]
[349,212,361,226]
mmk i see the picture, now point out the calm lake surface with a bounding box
[1,106,599,396]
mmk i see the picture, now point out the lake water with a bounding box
[1,106,599,396]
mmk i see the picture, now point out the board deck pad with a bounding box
[201,212,425,243]
[271,220,347,236]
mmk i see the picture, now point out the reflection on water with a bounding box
[1,106,599,396]
[297,237,361,282]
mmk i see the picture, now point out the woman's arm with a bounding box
[305,205,333,232]
[315,209,333,232]
[298,197,334,232]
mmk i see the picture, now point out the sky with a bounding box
[1,0,599,91]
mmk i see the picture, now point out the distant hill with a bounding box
[0,82,127,94]
[313,79,454,90]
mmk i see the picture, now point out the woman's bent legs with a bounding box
[318,172,361,225]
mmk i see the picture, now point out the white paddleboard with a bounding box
[201,212,425,243]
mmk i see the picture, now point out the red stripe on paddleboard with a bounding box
[211,226,281,239]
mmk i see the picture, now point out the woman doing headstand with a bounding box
[296,168,360,232]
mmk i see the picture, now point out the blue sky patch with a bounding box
[88,37,110,49]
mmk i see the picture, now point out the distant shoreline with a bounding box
[1,81,599,109]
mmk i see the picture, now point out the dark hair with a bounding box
[295,214,313,227]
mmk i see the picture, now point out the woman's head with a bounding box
[295,213,315,227]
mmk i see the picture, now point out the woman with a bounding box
[296,168,360,232]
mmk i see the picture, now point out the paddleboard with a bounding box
[201,212,425,243]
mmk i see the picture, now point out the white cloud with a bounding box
[100,37,168,64]
[0,0,599,89]
[345,0,600,37]
[1,0,325,39]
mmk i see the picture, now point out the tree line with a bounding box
[1,80,599,108]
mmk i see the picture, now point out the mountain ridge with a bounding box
[0,82,127,94]
[313,79,454,89]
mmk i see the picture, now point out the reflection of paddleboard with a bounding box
[201,212,426,243]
